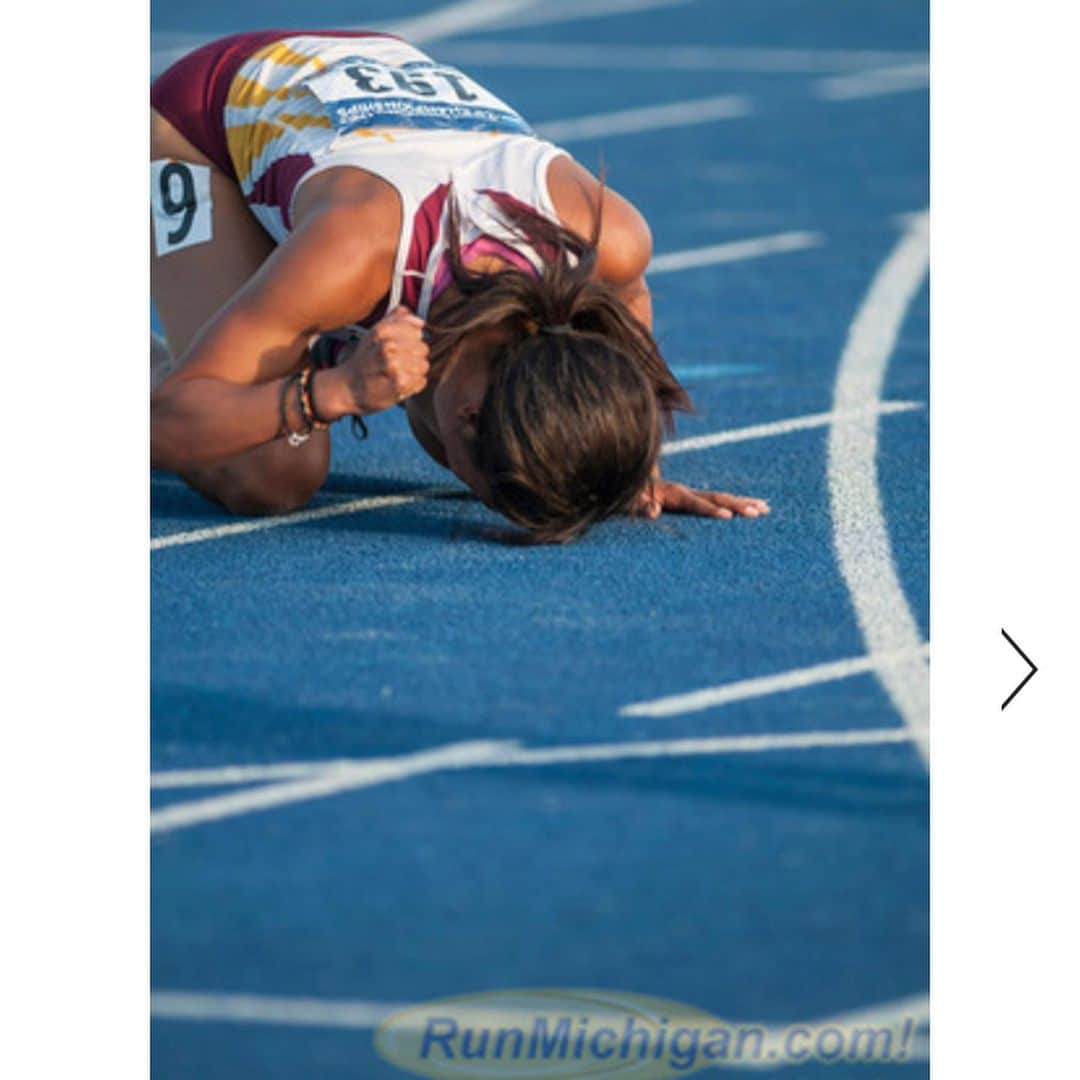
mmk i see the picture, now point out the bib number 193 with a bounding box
[151,159,213,256]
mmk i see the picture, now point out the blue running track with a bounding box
[151,2,929,1076]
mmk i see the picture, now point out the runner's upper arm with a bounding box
[547,155,653,286]
[166,202,396,387]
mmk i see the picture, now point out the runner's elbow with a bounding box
[150,389,206,470]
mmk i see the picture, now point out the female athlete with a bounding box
[150,29,769,542]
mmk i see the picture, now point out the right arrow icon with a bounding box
[1002,629,1038,710]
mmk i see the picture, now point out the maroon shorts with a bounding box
[151,30,395,180]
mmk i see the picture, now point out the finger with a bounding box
[731,500,760,518]
[735,497,770,516]
[394,366,428,394]
[740,496,771,513]
[665,486,731,518]
[708,493,770,516]
[383,322,427,347]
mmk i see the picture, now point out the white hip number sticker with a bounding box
[151,159,213,256]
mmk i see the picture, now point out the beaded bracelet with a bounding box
[298,367,330,432]
[280,373,312,447]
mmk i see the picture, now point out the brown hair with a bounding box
[427,189,691,543]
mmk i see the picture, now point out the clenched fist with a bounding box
[342,306,430,415]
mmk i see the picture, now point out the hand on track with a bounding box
[633,476,771,520]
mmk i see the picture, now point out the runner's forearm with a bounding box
[150,368,357,470]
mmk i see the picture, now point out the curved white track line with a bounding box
[827,212,929,766]
[150,987,928,1067]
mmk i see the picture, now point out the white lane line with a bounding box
[817,63,930,101]
[501,726,926,766]
[828,211,930,766]
[153,701,925,790]
[151,990,403,1028]
[537,94,752,144]
[151,986,926,1059]
[151,741,518,834]
[648,231,824,274]
[661,401,922,457]
[150,0,688,75]
[476,0,695,31]
[436,41,928,73]
[150,1,539,75]
[760,992,929,1067]
[817,991,929,1031]
[152,762,332,790]
[152,726,924,832]
[385,0,539,44]
[150,487,458,552]
[620,646,929,718]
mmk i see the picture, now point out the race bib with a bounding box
[151,160,212,256]
[303,56,534,137]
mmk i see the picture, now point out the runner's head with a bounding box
[428,194,691,543]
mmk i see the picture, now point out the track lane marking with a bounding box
[151,991,403,1028]
[152,725,925,832]
[471,0,695,31]
[827,211,930,765]
[150,0,689,76]
[537,94,752,143]
[150,985,928,1064]
[150,741,517,834]
[648,231,823,273]
[817,63,929,101]
[620,645,930,718]
[153,762,334,789]
[384,0,539,43]
[150,1,538,76]
[435,41,928,73]
[150,487,459,551]
[661,401,921,456]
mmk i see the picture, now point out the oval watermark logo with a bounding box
[375,988,920,1078]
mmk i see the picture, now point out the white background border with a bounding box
[5,2,1079,1075]
[933,0,1079,1074]
[6,5,149,1077]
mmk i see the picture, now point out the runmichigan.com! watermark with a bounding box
[375,988,923,1078]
